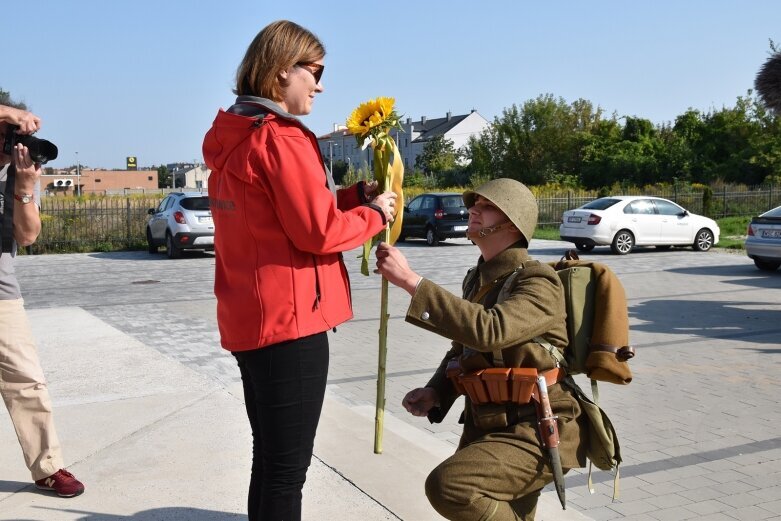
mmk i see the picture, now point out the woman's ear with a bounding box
[278,68,290,81]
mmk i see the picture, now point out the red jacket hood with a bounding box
[203,96,317,182]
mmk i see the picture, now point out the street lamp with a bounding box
[328,140,339,174]
[76,151,81,196]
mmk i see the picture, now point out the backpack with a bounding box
[497,250,635,494]
[498,251,635,389]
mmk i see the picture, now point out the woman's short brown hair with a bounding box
[234,20,325,101]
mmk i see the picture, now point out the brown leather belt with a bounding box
[447,364,565,406]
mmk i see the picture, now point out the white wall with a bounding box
[183,165,211,189]
[446,111,490,151]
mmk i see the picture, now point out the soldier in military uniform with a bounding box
[375,178,587,520]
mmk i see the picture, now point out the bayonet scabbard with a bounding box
[536,375,566,509]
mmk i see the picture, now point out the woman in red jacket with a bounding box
[202,20,396,521]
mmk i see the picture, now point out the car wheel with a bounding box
[693,228,714,251]
[425,227,439,246]
[166,232,182,259]
[655,245,672,250]
[610,230,634,255]
[146,228,158,254]
[575,242,595,252]
[754,258,781,271]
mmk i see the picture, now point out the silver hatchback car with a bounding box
[745,205,781,271]
[146,192,214,259]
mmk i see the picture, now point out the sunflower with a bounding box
[346,97,398,139]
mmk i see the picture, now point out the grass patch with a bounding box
[534,225,561,241]
[715,216,750,250]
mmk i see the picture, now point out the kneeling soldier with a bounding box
[376,178,586,520]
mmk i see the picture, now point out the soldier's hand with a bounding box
[402,387,438,417]
[375,242,422,295]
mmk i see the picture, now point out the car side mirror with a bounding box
[680,210,689,217]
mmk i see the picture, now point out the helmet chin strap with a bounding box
[466,220,515,240]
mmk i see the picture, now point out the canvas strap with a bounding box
[466,269,517,366]
[1,164,16,254]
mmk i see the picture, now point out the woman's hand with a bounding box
[402,387,439,417]
[375,242,421,294]
[362,180,379,201]
[372,190,397,223]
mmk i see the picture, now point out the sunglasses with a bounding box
[296,62,324,84]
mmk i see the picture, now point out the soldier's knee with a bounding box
[424,464,448,511]
[426,461,480,518]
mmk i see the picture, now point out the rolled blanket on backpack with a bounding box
[553,259,634,385]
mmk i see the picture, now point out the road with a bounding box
[15,238,781,520]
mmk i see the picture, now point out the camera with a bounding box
[2,125,58,164]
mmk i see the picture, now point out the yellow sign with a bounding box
[126,156,137,170]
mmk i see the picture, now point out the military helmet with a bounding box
[462,178,538,243]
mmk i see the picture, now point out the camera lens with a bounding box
[16,134,58,164]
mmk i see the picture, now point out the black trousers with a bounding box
[234,332,329,521]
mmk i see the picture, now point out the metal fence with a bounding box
[33,196,161,253]
[23,185,781,253]
[535,185,780,227]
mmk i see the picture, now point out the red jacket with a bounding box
[202,97,385,351]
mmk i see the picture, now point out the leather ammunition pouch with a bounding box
[447,361,565,430]
[447,363,564,405]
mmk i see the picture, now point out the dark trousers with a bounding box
[234,332,329,521]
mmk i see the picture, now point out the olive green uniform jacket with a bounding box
[407,244,587,517]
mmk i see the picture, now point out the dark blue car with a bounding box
[400,192,469,246]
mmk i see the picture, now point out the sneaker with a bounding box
[35,469,85,497]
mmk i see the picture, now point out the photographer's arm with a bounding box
[12,144,42,246]
[0,105,41,134]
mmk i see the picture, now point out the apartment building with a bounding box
[317,110,490,172]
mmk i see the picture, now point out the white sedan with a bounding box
[559,196,720,255]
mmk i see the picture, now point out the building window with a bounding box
[148,176,154,181]
[95,179,101,183]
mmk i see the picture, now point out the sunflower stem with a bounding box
[374,150,392,454]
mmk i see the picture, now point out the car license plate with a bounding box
[194,236,214,246]
[454,225,468,232]
[567,216,582,223]
[199,216,213,224]
[761,229,781,238]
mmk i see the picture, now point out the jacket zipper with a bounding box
[339,252,351,308]
[312,254,321,310]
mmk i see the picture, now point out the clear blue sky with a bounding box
[5,0,780,170]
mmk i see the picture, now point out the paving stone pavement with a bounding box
[15,238,781,520]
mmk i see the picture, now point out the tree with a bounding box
[466,95,612,186]
[0,87,26,110]
[415,135,460,174]
[330,160,349,185]
[157,165,171,188]
[685,92,780,185]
